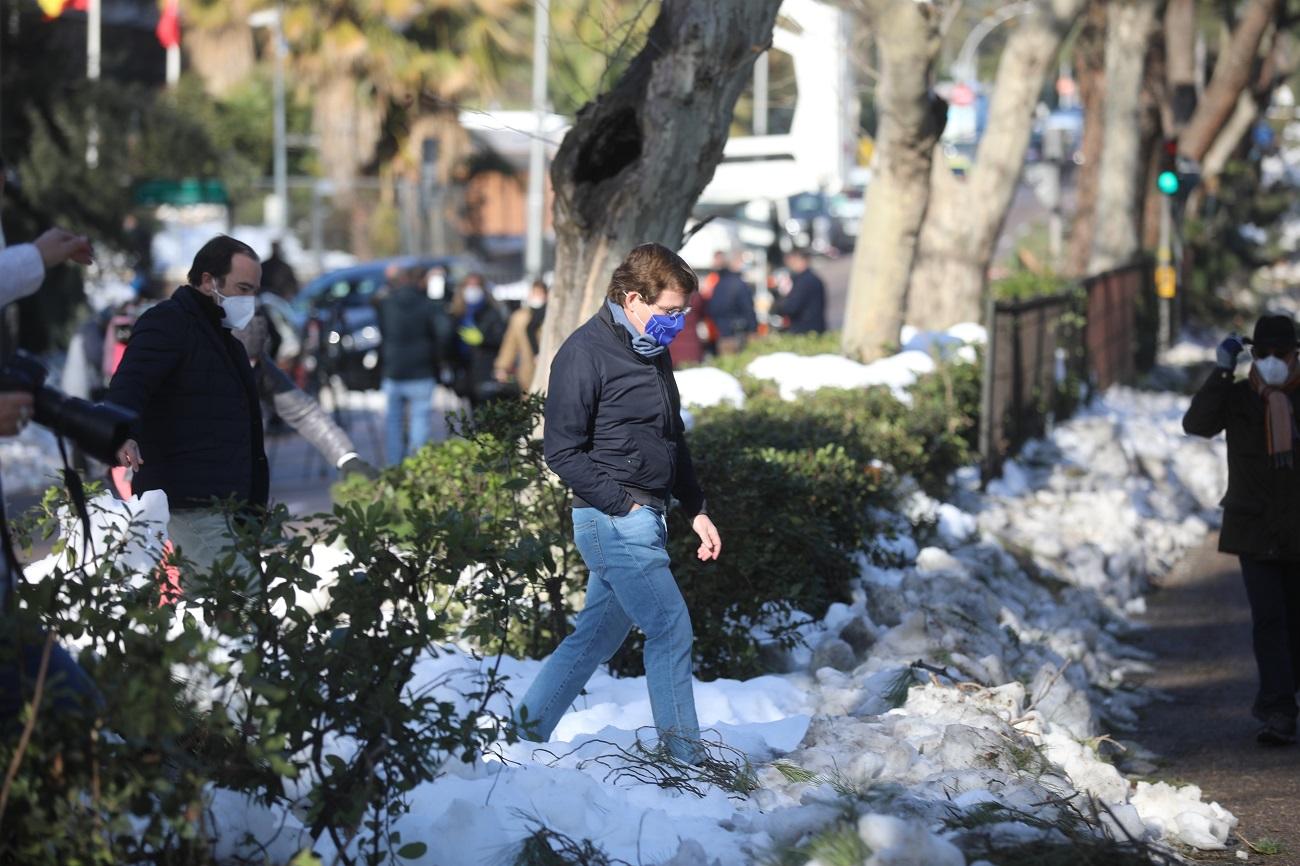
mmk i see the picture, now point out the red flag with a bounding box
[155,0,180,50]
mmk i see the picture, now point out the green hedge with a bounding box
[338,353,980,681]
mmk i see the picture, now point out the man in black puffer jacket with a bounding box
[516,243,721,764]
[109,235,267,582]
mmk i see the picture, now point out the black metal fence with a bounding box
[979,260,1152,480]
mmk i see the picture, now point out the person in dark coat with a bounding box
[448,273,506,406]
[234,312,378,479]
[375,265,443,464]
[772,248,827,334]
[1184,314,1300,745]
[515,243,721,763]
[706,250,758,355]
[109,235,267,582]
[259,240,299,300]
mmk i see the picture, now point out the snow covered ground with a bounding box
[19,358,1241,864]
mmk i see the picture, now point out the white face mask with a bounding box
[1255,356,1291,386]
[213,282,257,330]
[426,273,446,300]
[463,286,485,305]
[527,296,546,310]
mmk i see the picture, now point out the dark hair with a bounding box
[606,243,699,306]
[187,235,258,288]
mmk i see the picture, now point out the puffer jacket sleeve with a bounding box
[257,356,356,465]
[1183,367,1234,438]
[543,340,635,516]
[106,303,186,437]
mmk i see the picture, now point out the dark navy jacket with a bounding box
[544,303,705,518]
[107,285,268,511]
[709,269,757,339]
[774,268,827,334]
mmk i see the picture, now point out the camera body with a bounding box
[0,351,136,465]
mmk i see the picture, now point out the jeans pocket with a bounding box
[573,517,604,570]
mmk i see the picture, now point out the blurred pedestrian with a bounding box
[233,312,377,478]
[1184,314,1300,745]
[772,248,826,335]
[706,250,757,355]
[108,235,267,582]
[449,273,506,406]
[667,283,707,366]
[375,265,443,464]
[517,243,721,763]
[260,240,299,301]
[494,278,547,392]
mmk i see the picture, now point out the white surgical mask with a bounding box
[1256,356,1291,386]
[463,286,485,305]
[213,283,256,330]
[426,273,446,300]
[527,296,546,310]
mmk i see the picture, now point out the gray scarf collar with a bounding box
[608,300,665,358]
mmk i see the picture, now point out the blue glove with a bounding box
[1216,335,1244,370]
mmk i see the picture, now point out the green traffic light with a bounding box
[1157,170,1180,195]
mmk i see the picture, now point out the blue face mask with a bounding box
[632,305,686,348]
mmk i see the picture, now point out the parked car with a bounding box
[297,255,470,393]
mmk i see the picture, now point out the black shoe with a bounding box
[1256,713,1297,746]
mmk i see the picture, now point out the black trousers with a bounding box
[1239,555,1300,720]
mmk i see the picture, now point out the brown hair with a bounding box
[606,243,699,306]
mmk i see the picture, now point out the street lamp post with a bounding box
[250,6,289,236]
[524,0,549,280]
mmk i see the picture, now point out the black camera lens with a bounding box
[32,388,136,466]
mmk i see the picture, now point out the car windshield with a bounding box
[788,192,825,219]
[297,259,469,314]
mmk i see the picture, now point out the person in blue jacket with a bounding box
[772,248,827,334]
[515,243,722,762]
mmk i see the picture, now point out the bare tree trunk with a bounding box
[840,0,946,361]
[313,73,384,257]
[907,0,1087,331]
[1178,0,1280,161]
[1090,0,1159,273]
[532,0,782,392]
[1066,0,1108,277]
[1202,28,1291,184]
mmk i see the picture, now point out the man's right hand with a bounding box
[1217,334,1245,370]
[117,439,143,471]
[34,228,94,270]
[0,392,34,436]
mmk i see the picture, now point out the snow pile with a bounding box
[19,385,1240,863]
[747,323,982,403]
[674,366,746,409]
[0,422,61,496]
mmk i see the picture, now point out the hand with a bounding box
[117,439,143,471]
[692,513,721,561]
[340,454,380,480]
[494,369,511,384]
[0,392,34,436]
[1217,334,1244,370]
[33,228,94,270]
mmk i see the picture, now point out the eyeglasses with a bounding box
[1252,346,1295,360]
[637,296,691,318]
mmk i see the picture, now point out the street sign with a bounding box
[1155,264,1177,299]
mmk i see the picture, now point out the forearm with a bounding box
[1182,369,1232,437]
[0,245,45,307]
[671,433,706,518]
[271,386,356,465]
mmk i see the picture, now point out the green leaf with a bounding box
[396,841,428,859]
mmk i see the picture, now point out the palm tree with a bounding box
[187,0,528,253]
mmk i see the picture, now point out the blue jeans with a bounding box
[383,377,435,465]
[515,505,701,761]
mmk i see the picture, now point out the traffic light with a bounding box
[1157,138,1180,196]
